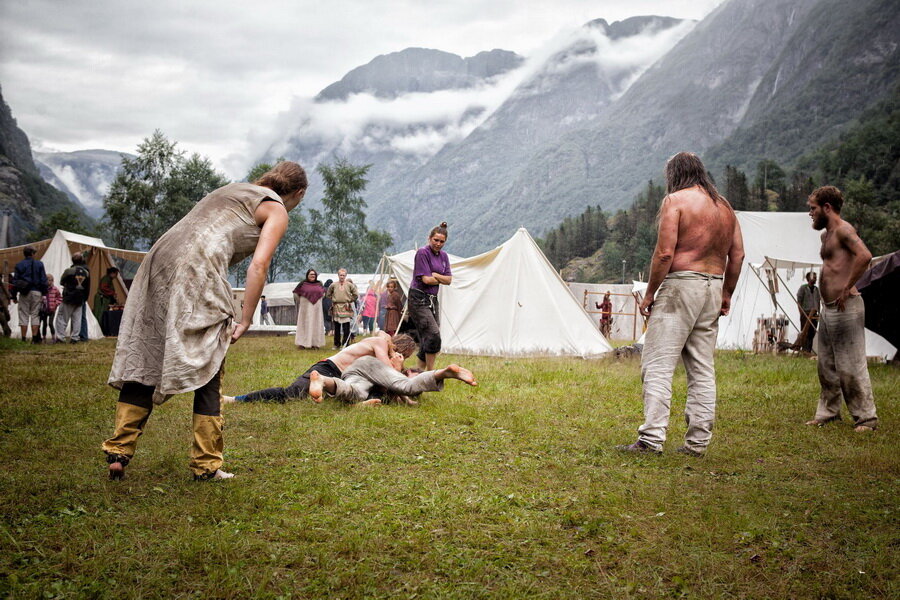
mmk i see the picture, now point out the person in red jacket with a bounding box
[40,273,63,342]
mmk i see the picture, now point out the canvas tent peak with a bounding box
[383,227,613,358]
[3,229,146,339]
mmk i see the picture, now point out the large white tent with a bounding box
[1,230,144,339]
[717,212,896,359]
[383,228,613,358]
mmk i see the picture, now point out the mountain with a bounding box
[0,85,92,247]
[35,149,131,219]
[363,15,692,251]
[264,47,525,214]
[263,0,898,255]
[316,48,523,101]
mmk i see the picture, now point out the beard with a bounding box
[811,214,827,230]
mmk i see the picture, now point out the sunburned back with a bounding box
[670,187,737,275]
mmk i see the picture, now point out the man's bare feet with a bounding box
[444,364,477,386]
[358,398,382,406]
[805,419,826,426]
[308,371,324,403]
[854,425,875,432]
[221,395,237,404]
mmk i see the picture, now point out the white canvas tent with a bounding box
[717,212,896,359]
[1,230,144,339]
[383,228,613,357]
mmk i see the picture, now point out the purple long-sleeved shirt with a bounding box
[410,246,451,296]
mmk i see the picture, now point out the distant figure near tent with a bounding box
[795,272,820,353]
[408,222,452,370]
[102,161,308,481]
[92,266,120,323]
[803,186,878,432]
[618,152,745,457]
[294,269,325,349]
[596,291,613,338]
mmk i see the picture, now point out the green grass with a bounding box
[0,337,897,599]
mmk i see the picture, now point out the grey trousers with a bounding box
[814,295,878,428]
[55,302,83,341]
[637,272,723,453]
[332,356,443,404]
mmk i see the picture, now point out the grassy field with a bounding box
[0,336,897,599]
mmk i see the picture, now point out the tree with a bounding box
[31,206,93,241]
[309,157,392,272]
[723,165,751,210]
[102,130,228,249]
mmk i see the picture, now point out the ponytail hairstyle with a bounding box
[664,152,723,203]
[254,161,308,198]
[429,221,449,239]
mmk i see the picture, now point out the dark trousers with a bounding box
[333,320,351,348]
[239,360,342,402]
[40,312,55,339]
[120,369,223,416]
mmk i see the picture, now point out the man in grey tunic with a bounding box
[804,186,878,431]
[618,152,745,456]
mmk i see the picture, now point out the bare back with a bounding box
[328,336,391,372]
[669,187,738,274]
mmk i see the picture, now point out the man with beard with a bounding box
[804,186,878,432]
[617,152,745,457]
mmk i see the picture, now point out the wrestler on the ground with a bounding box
[618,152,744,457]
[101,161,308,481]
[409,222,452,370]
[225,332,417,403]
[308,353,477,405]
[803,186,878,432]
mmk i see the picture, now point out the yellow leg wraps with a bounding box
[190,413,225,476]
[101,402,152,458]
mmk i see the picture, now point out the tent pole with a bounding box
[749,266,799,331]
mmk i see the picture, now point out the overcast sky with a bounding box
[0,0,722,179]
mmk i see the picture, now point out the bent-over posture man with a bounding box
[227,332,416,402]
[619,152,744,456]
[804,186,878,431]
[309,354,477,405]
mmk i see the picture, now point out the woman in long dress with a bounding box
[294,268,325,349]
[102,161,308,481]
[384,279,403,336]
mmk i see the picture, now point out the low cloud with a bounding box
[253,18,695,174]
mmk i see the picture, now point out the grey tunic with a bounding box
[108,182,283,404]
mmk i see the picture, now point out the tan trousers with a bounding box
[637,272,723,453]
[102,364,225,476]
[814,295,878,428]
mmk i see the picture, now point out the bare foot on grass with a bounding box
[444,364,477,386]
[221,395,236,404]
[309,371,324,403]
[358,398,382,406]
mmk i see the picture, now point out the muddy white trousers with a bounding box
[637,272,723,453]
[814,295,878,428]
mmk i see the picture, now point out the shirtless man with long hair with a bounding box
[618,152,745,456]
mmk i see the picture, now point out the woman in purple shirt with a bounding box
[408,222,452,369]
